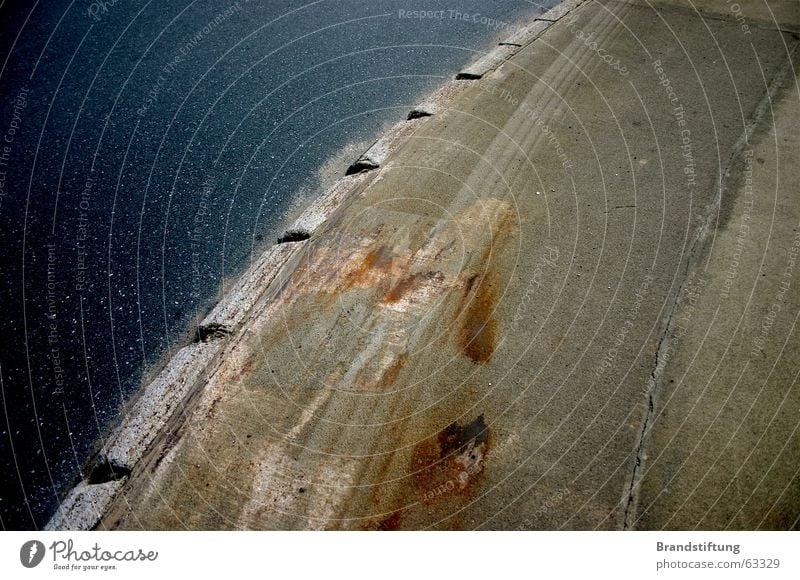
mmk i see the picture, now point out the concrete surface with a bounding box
[44,480,125,531]
[59,0,799,530]
[630,45,800,530]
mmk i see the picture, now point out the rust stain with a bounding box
[345,244,396,289]
[410,414,490,504]
[384,271,426,303]
[382,270,444,305]
[375,511,403,531]
[457,274,497,364]
[359,467,405,529]
[438,414,489,454]
[353,349,410,391]
[381,353,408,387]
[449,198,517,365]
[275,230,388,301]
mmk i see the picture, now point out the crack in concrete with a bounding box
[622,40,799,530]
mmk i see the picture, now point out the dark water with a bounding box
[0,0,555,529]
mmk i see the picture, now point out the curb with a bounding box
[456,0,588,79]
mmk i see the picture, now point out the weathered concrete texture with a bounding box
[629,54,800,530]
[408,80,471,118]
[99,343,219,472]
[95,0,799,530]
[201,242,305,331]
[457,44,520,79]
[538,0,589,21]
[500,20,554,47]
[44,480,125,531]
[646,0,800,31]
[345,119,425,175]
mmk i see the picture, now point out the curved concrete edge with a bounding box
[200,241,304,331]
[537,0,586,22]
[44,480,125,531]
[499,20,553,47]
[285,171,376,235]
[456,44,519,79]
[408,79,472,119]
[459,0,590,79]
[98,342,219,472]
[204,183,373,333]
[45,143,378,531]
[345,117,425,175]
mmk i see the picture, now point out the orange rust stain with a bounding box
[457,274,497,364]
[410,414,490,504]
[276,232,394,300]
[353,350,408,391]
[382,270,442,304]
[346,244,396,289]
[382,353,408,387]
[384,272,424,303]
[450,199,518,365]
[362,451,400,520]
[375,511,403,531]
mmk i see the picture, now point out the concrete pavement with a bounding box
[51,0,799,530]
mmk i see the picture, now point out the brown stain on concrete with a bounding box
[381,353,409,387]
[375,511,403,531]
[346,244,396,289]
[451,198,517,365]
[116,199,520,529]
[352,349,410,391]
[438,414,490,455]
[410,414,490,504]
[383,271,438,304]
[457,274,498,364]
